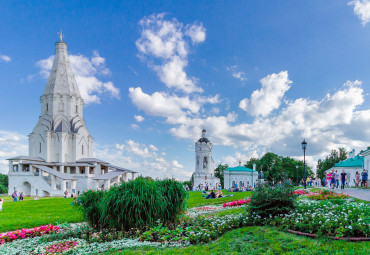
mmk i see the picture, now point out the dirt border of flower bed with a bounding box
[287,229,370,242]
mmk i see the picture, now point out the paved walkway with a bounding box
[329,188,370,201]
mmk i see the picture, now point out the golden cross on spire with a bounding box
[58,29,64,42]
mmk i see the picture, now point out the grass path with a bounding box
[109,226,369,255]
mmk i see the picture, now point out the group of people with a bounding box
[324,169,368,189]
[11,191,24,202]
[228,183,254,192]
[195,182,222,191]
[204,189,223,199]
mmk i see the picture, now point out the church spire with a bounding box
[42,35,82,99]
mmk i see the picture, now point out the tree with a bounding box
[190,173,194,187]
[0,174,8,187]
[214,164,228,188]
[316,148,347,179]
[245,153,313,185]
[0,174,8,194]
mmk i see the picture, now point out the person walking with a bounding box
[0,198,3,211]
[361,170,368,189]
[13,191,18,202]
[330,170,336,189]
[326,171,332,188]
[340,170,347,190]
[355,171,360,188]
[335,170,340,189]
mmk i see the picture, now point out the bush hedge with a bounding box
[248,182,296,219]
[75,177,187,231]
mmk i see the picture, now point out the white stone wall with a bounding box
[224,171,259,189]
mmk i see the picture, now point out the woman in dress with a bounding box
[326,172,332,188]
[355,171,360,188]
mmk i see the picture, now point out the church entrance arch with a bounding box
[20,181,31,196]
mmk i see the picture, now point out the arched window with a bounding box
[82,145,84,155]
[232,181,235,187]
[240,181,243,188]
[39,143,41,153]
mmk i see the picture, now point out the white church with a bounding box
[7,36,137,197]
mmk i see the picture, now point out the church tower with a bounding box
[28,36,94,163]
[193,129,219,189]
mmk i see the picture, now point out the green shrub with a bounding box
[0,183,8,194]
[75,177,187,231]
[248,183,296,219]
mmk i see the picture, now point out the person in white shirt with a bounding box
[0,198,3,211]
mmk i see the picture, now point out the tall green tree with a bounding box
[214,164,228,188]
[316,148,347,179]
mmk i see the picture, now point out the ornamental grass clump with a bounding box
[74,190,105,230]
[75,177,187,231]
[248,183,296,220]
[155,179,188,223]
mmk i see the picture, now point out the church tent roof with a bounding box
[42,41,81,98]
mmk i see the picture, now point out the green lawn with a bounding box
[0,190,249,233]
[108,226,369,255]
[0,197,83,232]
[187,190,251,208]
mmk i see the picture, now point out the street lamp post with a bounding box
[296,164,299,186]
[301,139,307,189]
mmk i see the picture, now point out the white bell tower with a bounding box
[193,129,219,190]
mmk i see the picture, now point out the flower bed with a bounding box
[251,199,370,238]
[0,224,59,245]
[307,190,349,200]
[0,236,184,255]
[140,213,249,244]
[32,239,82,254]
[292,190,307,195]
[223,199,251,208]
[186,205,228,217]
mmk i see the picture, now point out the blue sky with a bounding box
[0,0,370,179]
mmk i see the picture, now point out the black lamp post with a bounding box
[296,164,299,186]
[301,139,307,189]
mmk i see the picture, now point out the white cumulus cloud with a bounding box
[136,13,205,93]
[129,87,218,119]
[95,140,190,179]
[0,55,11,62]
[134,115,145,122]
[349,0,370,26]
[239,71,292,117]
[0,130,28,174]
[227,65,247,84]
